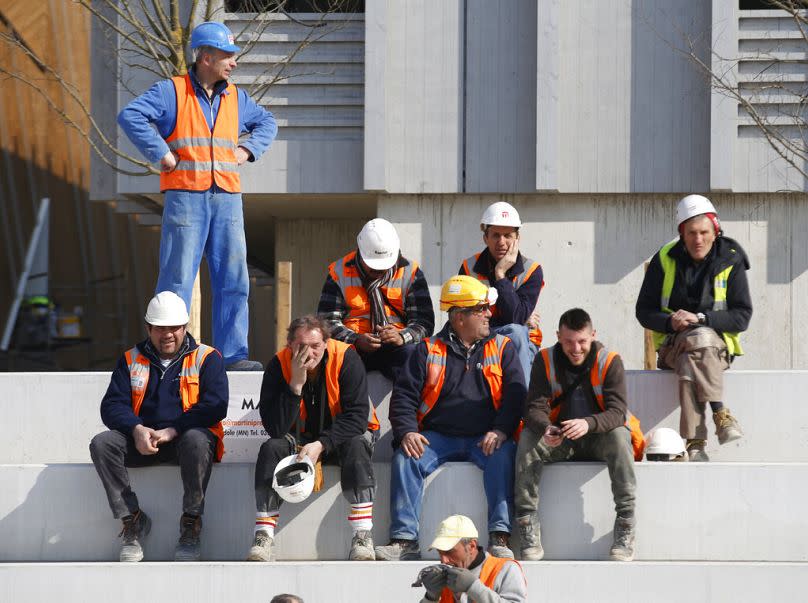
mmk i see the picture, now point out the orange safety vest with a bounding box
[461,252,544,346]
[540,346,645,461]
[438,555,523,602]
[160,74,241,193]
[278,338,380,432]
[125,343,225,461]
[418,334,523,439]
[328,250,417,335]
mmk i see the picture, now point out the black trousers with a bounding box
[89,428,217,518]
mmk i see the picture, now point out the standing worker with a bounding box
[636,195,751,461]
[118,21,277,371]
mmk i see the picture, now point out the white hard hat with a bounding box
[645,427,686,461]
[357,218,400,271]
[676,194,717,227]
[481,202,521,229]
[272,454,315,503]
[144,291,189,326]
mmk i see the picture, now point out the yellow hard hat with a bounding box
[439,275,498,311]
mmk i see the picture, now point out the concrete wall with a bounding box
[380,192,808,369]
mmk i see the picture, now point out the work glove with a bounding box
[445,566,477,593]
[413,564,448,601]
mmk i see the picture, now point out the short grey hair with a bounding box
[193,45,217,64]
[270,596,303,603]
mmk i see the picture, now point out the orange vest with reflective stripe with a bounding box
[328,250,417,334]
[461,252,543,346]
[418,334,523,438]
[438,555,522,602]
[125,343,225,461]
[277,338,379,432]
[160,74,241,193]
[540,346,645,461]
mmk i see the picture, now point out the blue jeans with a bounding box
[389,430,516,539]
[494,324,538,386]
[157,189,249,364]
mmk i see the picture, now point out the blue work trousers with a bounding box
[389,430,516,539]
[157,189,249,364]
[494,324,538,387]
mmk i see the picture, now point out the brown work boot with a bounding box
[174,513,202,561]
[487,531,514,559]
[686,439,709,462]
[713,408,743,445]
[118,509,151,563]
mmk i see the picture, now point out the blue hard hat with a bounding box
[190,22,240,53]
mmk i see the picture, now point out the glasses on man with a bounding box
[462,303,490,315]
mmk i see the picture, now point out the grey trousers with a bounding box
[254,432,376,512]
[89,428,217,519]
[514,425,636,520]
[658,326,730,440]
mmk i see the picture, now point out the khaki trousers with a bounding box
[658,326,730,440]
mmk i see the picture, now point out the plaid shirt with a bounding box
[317,253,435,345]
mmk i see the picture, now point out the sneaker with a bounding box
[686,439,709,462]
[608,517,635,562]
[174,514,202,561]
[226,359,264,371]
[349,529,376,560]
[487,531,514,559]
[374,538,421,561]
[713,408,743,445]
[246,530,274,562]
[516,514,544,561]
[118,509,151,563]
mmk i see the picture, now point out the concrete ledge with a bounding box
[1,561,805,603]
[4,370,808,463]
[2,462,807,562]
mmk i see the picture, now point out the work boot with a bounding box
[487,531,514,559]
[246,530,274,562]
[349,529,376,561]
[608,516,635,562]
[686,439,709,462]
[118,509,151,563]
[225,359,264,371]
[516,514,544,561]
[174,513,202,561]
[713,408,743,445]
[374,538,421,561]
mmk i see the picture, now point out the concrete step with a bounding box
[2,462,806,562]
[1,561,804,603]
[3,370,807,464]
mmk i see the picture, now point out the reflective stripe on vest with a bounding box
[438,556,521,602]
[328,250,415,334]
[160,74,241,193]
[461,252,543,347]
[278,338,380,432]
[125,343,225,461]
[418,334,509,426]
[652,240,743,356]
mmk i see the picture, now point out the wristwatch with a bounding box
[696,312,706,324]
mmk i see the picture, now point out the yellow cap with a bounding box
[439,275,497,311]
[429,515,479,551]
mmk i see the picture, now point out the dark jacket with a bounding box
[100,334,229,434]
[636,236,752,336]
[524,341,627,436]
[390,323,527,444]
[459,248,543,327]
[259,345,369,454]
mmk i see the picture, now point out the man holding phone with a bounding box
[246,315,379,562]
[514,308,638,562]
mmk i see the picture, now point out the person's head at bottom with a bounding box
[270,595,303,603]
[431,514,479,568]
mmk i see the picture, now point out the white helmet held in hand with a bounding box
[676,194,717,227]
[144,291,189,326]
[481,201,521,230]
[357,218,400,271]
[272,454,316,503]
[645,428,686,461]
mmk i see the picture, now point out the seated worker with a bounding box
[375,276,526,561]
[89,291,228,562]
[247,315,379,562]
[514,308,638,562]
[636,194,751,461]
[459,201,544,383]
[414,515,527,602]
[318,218,434,381]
